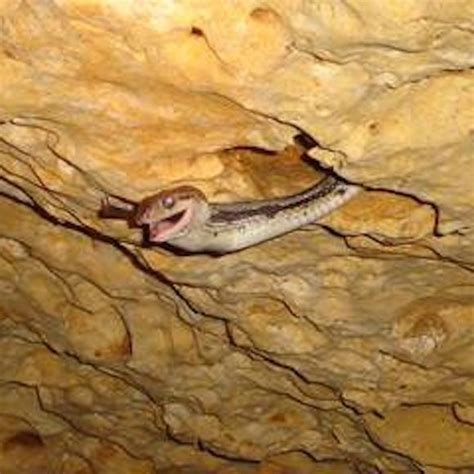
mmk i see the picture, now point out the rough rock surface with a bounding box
[1,1,473,473]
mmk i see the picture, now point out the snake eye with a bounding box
[162,195,175,209]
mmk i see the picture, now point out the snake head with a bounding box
[134,186,208,243]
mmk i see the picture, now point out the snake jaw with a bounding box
[133,185,209,245]
[148,207,194,242]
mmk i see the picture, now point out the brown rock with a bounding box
[0,1,473,472]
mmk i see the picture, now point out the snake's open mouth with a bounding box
[149,208,192,242]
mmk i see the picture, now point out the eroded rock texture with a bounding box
[1,1,473,473]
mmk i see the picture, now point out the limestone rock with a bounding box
[0,1,473,472]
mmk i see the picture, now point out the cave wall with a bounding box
[0,1,473,473]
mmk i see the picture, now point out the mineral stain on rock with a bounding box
[2,431,44,451]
